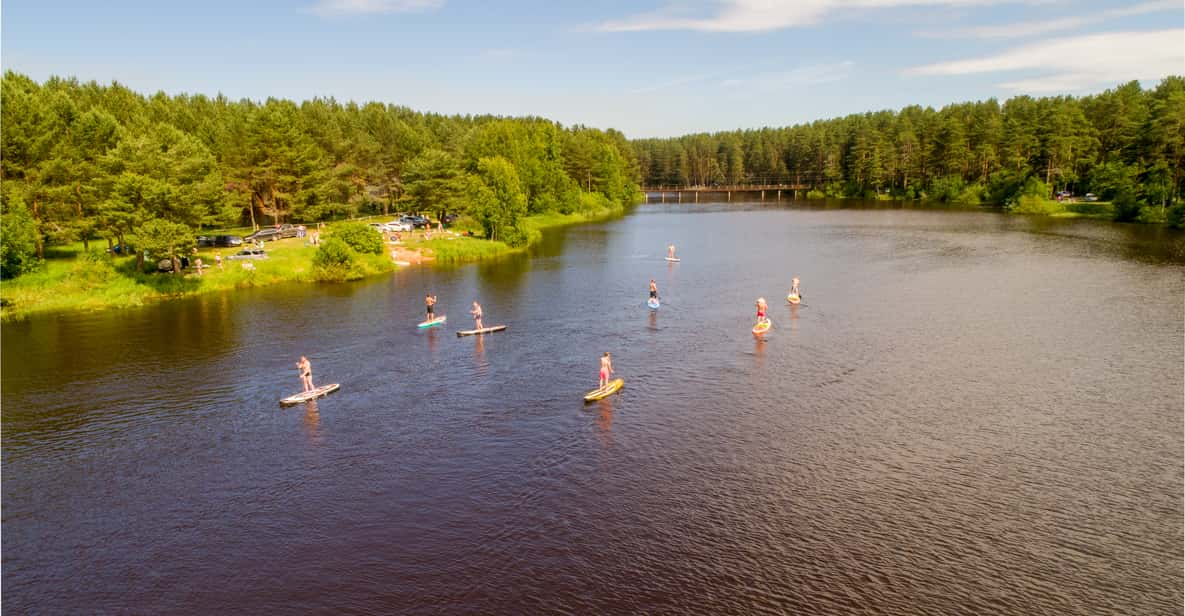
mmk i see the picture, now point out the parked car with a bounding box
[245,224,299,242]
[441,214,459,224]
[386,220,413,232]
[399,215,430,229]
[227,248,268,260]
[197,234,244,247]
[1084,193,1099,202]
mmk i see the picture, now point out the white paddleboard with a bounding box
[457,325,507,337]
[280,383,340,406]
[665,257,680,262]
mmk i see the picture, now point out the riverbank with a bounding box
[0,205,626,321]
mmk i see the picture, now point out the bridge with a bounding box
[642,183,811,203]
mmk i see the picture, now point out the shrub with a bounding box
[312,237,360,281]
[1,196,39,279]
[1112,189,1142,222]
[806,189,826,200]
[330,221,383,254]
[1011,194,1065,215]
[1167,202,1185,228]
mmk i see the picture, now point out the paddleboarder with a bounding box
[756,297,769,325]
[425,293,437,321]
[649,279,658,300]
[667,243,676,259]
[789,277,802,300]
[470,301,484,330]
[297,356,314,393]
[599,352,614,389]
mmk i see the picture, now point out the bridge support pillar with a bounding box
[661,192,665,203]
[761,190,765,200]
[695,192,698,203]
[678,192,681,203]
[728,191,731,202]
[777,190,781,200]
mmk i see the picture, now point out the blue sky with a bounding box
[3,0,1182,137]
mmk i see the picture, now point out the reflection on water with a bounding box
[3,202,1182,615]
[302,399,322,444]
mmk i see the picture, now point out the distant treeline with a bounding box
[0,71,642,277]
[633,77,1185,215]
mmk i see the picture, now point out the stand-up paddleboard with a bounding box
[457,325,507,337]
[787,294,801,305]
[665,257,680,262]
[647,297,660,310]
[752,319,772,335]
[418,315,447,329]
[280,383,340,406]
[584,378,624,402]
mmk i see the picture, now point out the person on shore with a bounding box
[215,253,223,271]
[667,244,676,259]
[599,352,614,389]
[425,294,437,321]
[470,301,484,330]
[297,356,314,392]
[649,279,658,300]
[789,277,802,300]
[195,257,203,276]
[756,297,768,325]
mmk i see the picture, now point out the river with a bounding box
[3,201,1183,614]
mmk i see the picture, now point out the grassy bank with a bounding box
[404,204,626,264]
[0,204,626,321]
[0,234,393,321]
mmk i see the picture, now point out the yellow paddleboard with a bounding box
[584,378,624,402]
[787,294,800,305]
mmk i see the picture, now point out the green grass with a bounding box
[0,232,393,321]
[0,206,624,321]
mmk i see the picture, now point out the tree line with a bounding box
[0,71,642,277]
[633,77,1185,221]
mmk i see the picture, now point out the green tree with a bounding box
[0,194,40,278]
[130,218,193,272]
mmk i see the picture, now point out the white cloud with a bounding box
[305,0,444,17]
[597,0,1025,33]
[905,29,1184,91]
[917,0,1179,39]
[629,74,713,94]
[729,61,856,89]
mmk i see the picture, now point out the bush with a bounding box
[1136,205,1166,224]
[927,176,980,205]
[312,237,360,281]
[330,221,383,254]
[1112,189,1142,222]
[806,189,826,199]
[1011,194,1065,215]
[1,197,39,279]
[1167,202,1185,228]
[501,224,540,248]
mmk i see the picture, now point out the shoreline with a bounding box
[0,206,627,322]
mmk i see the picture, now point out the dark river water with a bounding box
[4,201,1183,615]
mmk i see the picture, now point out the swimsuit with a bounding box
[649,290,657,298]
[599,367,609,380]
[426,304,434,317]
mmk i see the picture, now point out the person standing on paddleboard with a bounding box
[789,277,802,299]
[599,352,614,389]
[667,244,676,259]
[649,279,658,300]
[425,293,437,321]
[756,297,768,325]
[297,356,314,393]
[470,301,484,330]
